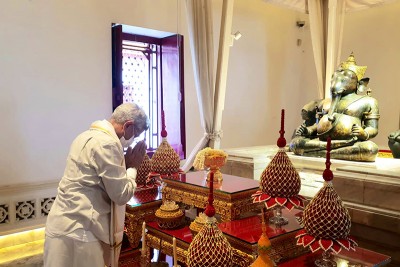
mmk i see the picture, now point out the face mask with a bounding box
[120,135,135,148]
[119,125,135,148]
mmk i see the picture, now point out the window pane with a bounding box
[121,48,149,110]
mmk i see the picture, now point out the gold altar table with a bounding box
[144,209,305,266]
[125,186,162,248]
[144,218,391,267]
[145,221,254,267]
[161,171,261,221]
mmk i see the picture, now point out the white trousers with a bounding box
[44,235,110,267]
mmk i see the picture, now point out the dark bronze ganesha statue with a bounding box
[290,53,380,162]
[388,130,400,158]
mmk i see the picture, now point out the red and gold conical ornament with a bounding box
[296,138,357,254]
[187,172,234,267]
[136,153,152,187]
[149,111,183,181]
[132,186,159,203]
[252,109,305,211]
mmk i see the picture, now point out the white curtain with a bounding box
[182,0,215,172]
[324,0,346,98]
[211,0,235,149]
[308,0,326,99]
[309,0,346,98]
[183,0,234,172]
[344,0,397,11]
[263,0,396,12]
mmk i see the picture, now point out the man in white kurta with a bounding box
[44,103,148,267]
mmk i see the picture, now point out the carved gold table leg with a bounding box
[125,212,144,248]
[146,233,189,264]
[125,198,162,248]
[232,248,256,267]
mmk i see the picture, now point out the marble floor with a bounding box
[0,233,174,267]
[0,228,44,267]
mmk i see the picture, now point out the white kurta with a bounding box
[45,119,136,266]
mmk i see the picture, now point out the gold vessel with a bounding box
[189,212,208,238]
[204,155,226,182]
[155,200,185,229]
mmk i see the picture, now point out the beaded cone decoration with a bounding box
[187,172,234,267]
[149,111,182,180]
[136,153,152,187]
[132,186,159,203]
[296,138,357,254]
[250,210,275,267]
[252,109,305,211]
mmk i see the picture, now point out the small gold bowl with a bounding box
[189,212,208,238]
[155,200,185,229]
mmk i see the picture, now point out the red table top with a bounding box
[146,219,391,267]
[146,210,302,246]
[165,171,260,194]
[126,186,162,207]
[218,209,302,244]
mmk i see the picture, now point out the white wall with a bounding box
[0,0,199,186]
[0,0,398,187]
[341,0,400,148]
[223,0,317,148]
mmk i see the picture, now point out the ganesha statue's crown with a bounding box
[339,52,367,81]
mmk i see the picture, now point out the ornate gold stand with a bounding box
[140,254,150,267]
[146,231,254,266]
[125,199,162,248]
[204,156,226,182]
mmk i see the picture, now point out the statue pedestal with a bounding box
[222,145,400,207]
[221,145,400,266]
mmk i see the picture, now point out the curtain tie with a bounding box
[205,131,223,141]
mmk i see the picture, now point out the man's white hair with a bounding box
[111,103,149,132]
